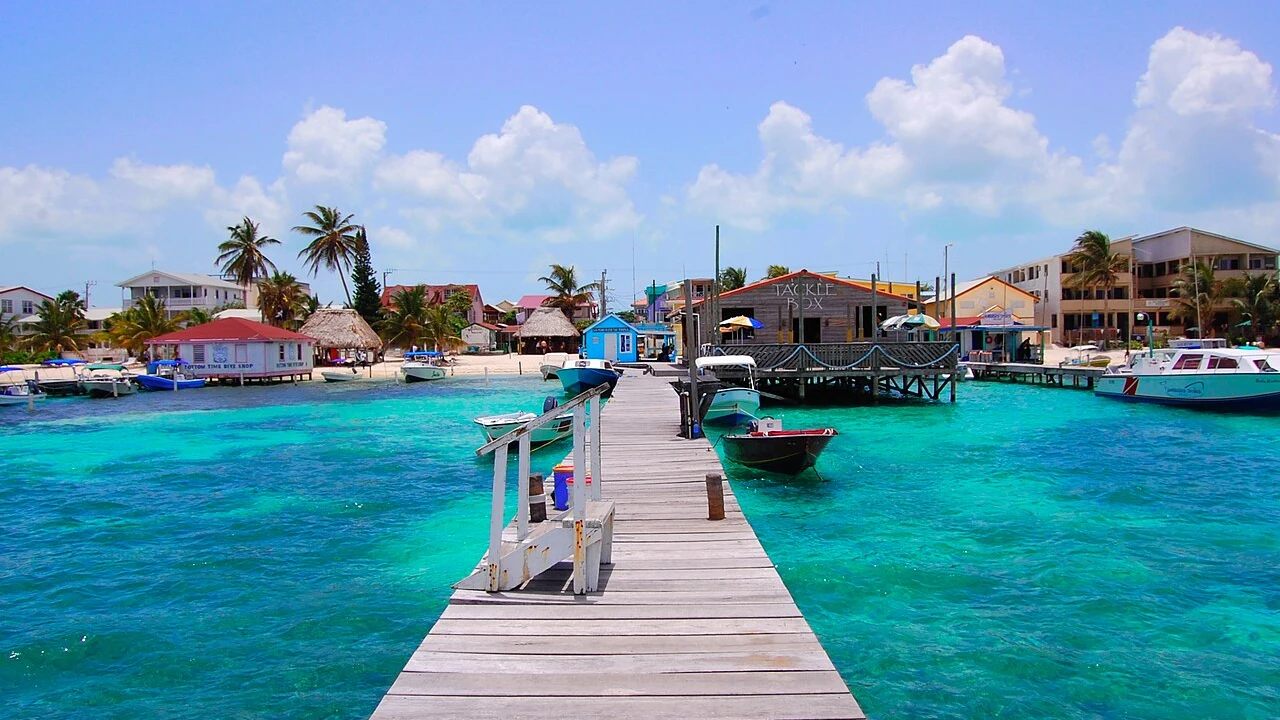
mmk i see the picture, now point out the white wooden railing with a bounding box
[470,383,608,592]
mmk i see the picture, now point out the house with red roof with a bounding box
[146,317,316,382]
[380,283,486,325]
[514,294,596,324]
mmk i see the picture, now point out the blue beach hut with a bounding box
[582,314,640,363]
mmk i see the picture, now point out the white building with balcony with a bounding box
[117,270,247,318]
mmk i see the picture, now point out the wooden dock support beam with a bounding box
[706,472,725,521]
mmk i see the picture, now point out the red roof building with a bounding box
[146,318,316,381]
[380,283,486,325]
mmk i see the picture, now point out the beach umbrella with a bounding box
[720,315,763,329]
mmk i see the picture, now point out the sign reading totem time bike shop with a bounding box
[774,281,839,310]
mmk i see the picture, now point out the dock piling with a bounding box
[706,472,725,520]
[528,472,546,523]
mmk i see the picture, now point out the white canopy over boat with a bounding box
[695,355,757,369]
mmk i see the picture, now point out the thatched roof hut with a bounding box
[298,308,382,350]
[515,306,580,353]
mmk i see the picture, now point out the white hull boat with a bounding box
[400,351,448,383]
[1096,347,1280,411]
[539,352,570,380]
[695,355,761,426]
[321,369,362,383]
[80,364,137,398]
[474,411,575,450]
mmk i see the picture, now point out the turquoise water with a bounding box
[2,379,1277,718]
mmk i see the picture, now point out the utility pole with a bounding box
[713,225,720,349]
[600,269,607,318]
[84,280,96,307]
[382,269,398,290]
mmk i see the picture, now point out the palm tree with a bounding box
[1228,271,1276,341]
[1064,230,1129,347]
[379,285,430,348]
[217,217,280,306]
[27,296,86,353]
[1171,259,1224,337]
[296,294,321,325]
[0,313,20,356]
[258,272,306,328]
[766,265,790,279]
[719,267,748,291]
[107,295,180,355]
[422,306,464,352]
[294,205,360,305]
[538,264,599,319]
[180,307,214,327]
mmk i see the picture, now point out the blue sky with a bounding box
[3,1,1279,308]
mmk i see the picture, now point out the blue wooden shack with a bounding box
[582,314,640,363]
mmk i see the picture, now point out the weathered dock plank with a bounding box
[370,372,864,720]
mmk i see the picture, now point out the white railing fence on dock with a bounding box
[470,383,609,593]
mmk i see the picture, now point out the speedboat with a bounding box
[558,358,621,396]
[80,364,137,398]
[1095,346,1280,410]
[38,358,87,396]
[321,367,361,383]
[694,355,761,425]
[400,351,447,383]
[721,417,838,475]
[0,366,48,407]
[474,397,574,450]
[135,359,206,391]
[539,352,570,380]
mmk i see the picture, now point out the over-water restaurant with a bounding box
[146,317,316,382]
[690,270,914,346]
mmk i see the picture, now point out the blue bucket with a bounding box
[552,464,573,511]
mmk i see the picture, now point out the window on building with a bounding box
[296,343,303,360]
[1110,287,1128,300]
[1172,354,1202,371]
[235,344,248,363]
[1,299,11,314]
[22,300,35,314]
[1218,258,1241,271]
[619,334,632,354]
[1051,313,1058,328]
[1155,262,1167,276]
[193,344,206,363]
[278,344,286,361]
[1154,288,1168,298]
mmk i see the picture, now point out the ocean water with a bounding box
[2,377,1277,718]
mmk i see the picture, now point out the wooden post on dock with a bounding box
[950,272,958,403]
[528,472,546,523]
[684,279,699,438]
[871,275,879,403]
[706,472,725,521]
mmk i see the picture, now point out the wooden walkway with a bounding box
[967,361,1106,389]
[370,372,864,719]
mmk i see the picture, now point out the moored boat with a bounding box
[721,417,838,475]
[79,364,137,398]
[539,352,570,380]
[695,355,761,425]
[321,368,361,383]
[1096,346,1280,411]
[400,351,447,383]
[135,359,206,391]
[474,397,574,450]
[37,358,88,396]
[558,358,621,396]
[0,366,48,407]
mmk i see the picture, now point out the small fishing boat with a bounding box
[80,363,137,398]
[321,367,362,383]
[558,358,621,396]
[695,355,761,425]
[1096,346,1280,410]
[400,351,447,383]
[722,417,838,475]
[474,397,574,450]
[0,366,48,407]
[135,359,207,391]
[539,352,570,380]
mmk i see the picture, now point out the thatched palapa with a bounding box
[298,308,383,350]
[515,306,580,353]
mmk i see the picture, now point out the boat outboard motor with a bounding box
[543,396,559,414]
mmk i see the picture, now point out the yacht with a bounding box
[1096,346,1280,410]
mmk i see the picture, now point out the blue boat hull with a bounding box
[136,374,206,391]
[559,367,619,396]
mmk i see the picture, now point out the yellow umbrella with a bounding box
[720,315,762,329]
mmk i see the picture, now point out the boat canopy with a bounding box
[404,351,443,359]
[150,359,189,366]
[696,355,757,369]
[0,366,24,373]
[86,363,126,371]
[41,358,86,366]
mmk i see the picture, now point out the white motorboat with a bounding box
[539,352,570,380]
[80,363,137,398]
[695,355,761,425]
[0,366,48,407]
[558,358,621,395]
[321,368,362,383]
[474,397,575,450]
[400,351,447,383]
[1096,346,1280,410]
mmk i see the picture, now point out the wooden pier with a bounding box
[369,372,864,719]
[967,361,1106,389]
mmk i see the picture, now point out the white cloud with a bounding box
[206,176,289,233]
[375,105,641,241]
[283,106,387,184]
[687,28,1280,236]
[0,165,102,237]
[110,158,216,201]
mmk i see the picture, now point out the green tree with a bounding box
[0,313,20,356]
[538,264,599,319]
[28,293,87,353]
[443,287,473,331]
[765,265,790,279]
[296,294,321,325]
[107,295,180,356]
[1064,230,1129,347]
[1227,271,1277,340]
[350,226,383,326]
[719,267,748,291]
[379,285,430,348]
[615,309,639,324]
[1171,259,1224,337]
[181,307,214,327]
[258,272,307,328]
[217,217,280,306]
[422,306,464,352]
[294,205,360,305]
